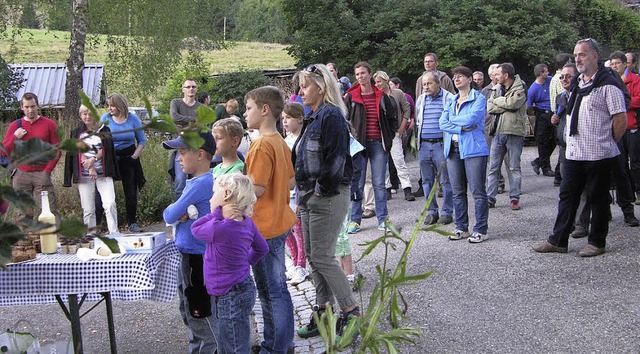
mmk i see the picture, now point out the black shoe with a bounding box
[624,214,640,227]
[423,214,439,225]
[336,306,361,341]
[386,188,392,201]
[553,179,561,187]
[531,160,540,175]
[297,305,325,338]
[413,188,424,198]
[403,187,415,201]
[542,169,555,177]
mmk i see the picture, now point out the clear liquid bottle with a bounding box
[38,191,57,254]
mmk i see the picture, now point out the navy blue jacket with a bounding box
[292,103,352,197]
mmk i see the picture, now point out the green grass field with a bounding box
[0,28,296,73]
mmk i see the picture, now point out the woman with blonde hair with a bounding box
[64,105,120,234]
[373,70,415,202]
[293,63,359,340]
[100,93,146,232]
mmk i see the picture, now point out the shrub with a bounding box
[209,69,273,112]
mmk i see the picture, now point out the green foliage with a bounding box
[18,2,40,29]
[234,0,290,43]
[132,136,174,225]
[282,0,640,89]
[44,0,72,31]
[208,70,273,111]
[0,54,24,110]
[572,0,640,51]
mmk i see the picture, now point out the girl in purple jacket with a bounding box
[191,173,268,354]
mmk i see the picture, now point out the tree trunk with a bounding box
[64,0,88,127]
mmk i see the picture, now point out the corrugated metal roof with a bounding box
[9,63,105,108]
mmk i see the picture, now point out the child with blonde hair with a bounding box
[191,173,268,354]
[211,118,246,176]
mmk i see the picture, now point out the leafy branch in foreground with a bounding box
[316,162,449,353]
[0,90,217,265]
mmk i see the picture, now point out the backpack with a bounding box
[0,119,22,168]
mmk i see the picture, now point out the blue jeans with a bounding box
[446,146,489,234]
[253,232,294,354]
[351,140,389,225]
[419,141,453,217]
[177,255,217,354]
[486,134,524,203]
[210,276,257,354]
[174,152,187,200]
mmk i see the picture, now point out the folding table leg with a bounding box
[101,292,118,354]
[67,294,84,354]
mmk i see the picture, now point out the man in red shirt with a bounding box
[2,92,61,220]
[609,51,640,220]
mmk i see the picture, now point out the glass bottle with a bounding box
[38,191,58,254]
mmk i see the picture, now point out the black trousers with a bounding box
[533,109,556,170]
[549,158,613,248]
[116,145,140,225]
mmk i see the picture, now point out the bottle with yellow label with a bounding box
[38,191,58,254]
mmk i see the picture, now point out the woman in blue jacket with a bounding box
[439,66,490,243]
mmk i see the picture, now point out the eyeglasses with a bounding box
[183,85,198,89]
[304,64,322,75]
[559,75,573,80]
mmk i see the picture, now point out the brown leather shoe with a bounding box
[578,244,605,257]
[532,241,568,253]
[362,209,376,219]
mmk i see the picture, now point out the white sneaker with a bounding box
[468,232,487,243]
[289,266,309,286]
[286,266,297,280]
[448,229,470,241]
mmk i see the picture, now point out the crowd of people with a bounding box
[2,36,640,353]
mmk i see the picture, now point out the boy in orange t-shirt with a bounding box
[243,86,297,353]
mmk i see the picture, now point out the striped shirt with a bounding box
[421,92,444,140]
[565,72,626,161]
[363,93,381,140]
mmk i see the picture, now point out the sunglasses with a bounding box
[559,75,573,80]
[304,64,322,75]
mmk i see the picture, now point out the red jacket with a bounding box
[624,70,640,130]
[2,116,61,173]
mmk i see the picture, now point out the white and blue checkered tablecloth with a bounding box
[0,241,181,306]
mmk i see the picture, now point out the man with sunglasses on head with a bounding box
[168,79,203,199]
[533,38,629,257]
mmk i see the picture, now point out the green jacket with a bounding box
[487,75,527,136]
